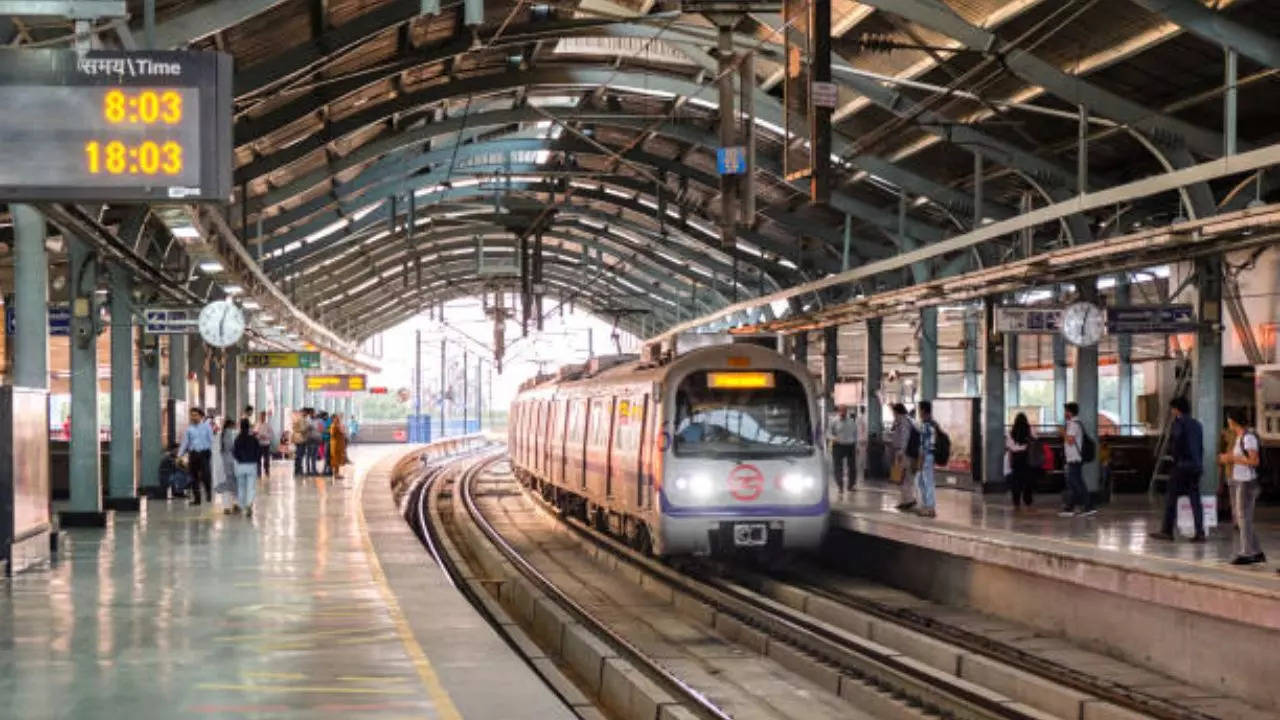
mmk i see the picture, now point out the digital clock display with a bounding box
[0,50,230,202]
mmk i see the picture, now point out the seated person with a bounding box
[159,443,190,497]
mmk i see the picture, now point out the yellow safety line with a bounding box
[354,453,465,720]
[196,683,417,696]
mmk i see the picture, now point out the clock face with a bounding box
[198,300,246,348]
[1062,301,1105,347]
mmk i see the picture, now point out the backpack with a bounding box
[1078,423,1097,463]
[906,424,921,459]
[1246,431,1267,480]
[1027,439,1045,469]
[932,424,952,466]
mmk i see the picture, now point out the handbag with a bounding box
[889,458,905,485]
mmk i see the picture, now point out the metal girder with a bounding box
[147,0,291,48]
[1128,0,1280,70]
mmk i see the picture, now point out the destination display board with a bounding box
[0,49,232,202]
[1106,305,1196,334]
[244,352,321,369]
[994,306,1063,334]
[305,374,367,392]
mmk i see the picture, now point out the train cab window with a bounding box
[673,370,813,458]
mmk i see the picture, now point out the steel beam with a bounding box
[1128,0,1280,70]
[148,0,289,48]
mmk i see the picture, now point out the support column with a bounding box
[809,0,831,204]
[1195,256,1224,495]
[235,349,248,417]
[139,331,162,498]
[6,204,52,570]
[168,335,187,403]
[865,318,882,438]
[791,331,808,366]
[462,350,469,432]
[294,369,304,411]
[106,268,138,510]
[1006,336,1021,408]
[273,369,285,442]
[1075,279,1101,495]
[822,325,838,414]
[222,349,239,423]
[1053,334,1068,424]
[919,307,937,402]
[983,298,1005,488]
[62,234,106,526]
[255,368,267,424]
[439,339,446,438]
[191,339,206,410]
[1116,273,1134,435]
[963,309,979,396]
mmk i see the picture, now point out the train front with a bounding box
[657,347,828,556]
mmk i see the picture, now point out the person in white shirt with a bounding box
[1060,402,1095,517]
[1218,410,1264,565]
[828,406,858,495]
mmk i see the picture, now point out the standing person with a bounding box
[243,405,255,423]
[306,410,322,476]
[1006,412,1035,511]
[828,406,858,496]
[1218,410,1263,563]
[219,418,240,513]
[1060,402,1096,517]
[255,411,272,478]
[321,412,333,476]
[1149,397,1206,542]
[890,404,915,511]
[177,408,214,506]
[232,418,262,517]
[913,400,939,518]
[329,413,349,478]
[292,410,309,476]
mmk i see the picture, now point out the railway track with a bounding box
[399,447,1244,720]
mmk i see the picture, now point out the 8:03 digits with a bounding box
[103,89,182,125]
[85,140,183,176]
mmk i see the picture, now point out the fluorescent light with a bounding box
[241,299,261,310]
[197,261,223,273]
[170,225,201,240]
[222,284,243,295]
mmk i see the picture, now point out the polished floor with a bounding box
[833,477,1280,589]
[0,447,487,720]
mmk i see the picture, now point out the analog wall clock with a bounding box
[1061,301,1105,347]
[198,299,245,348]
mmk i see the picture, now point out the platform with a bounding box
[827,482,1280,710]
[0,446,575,720]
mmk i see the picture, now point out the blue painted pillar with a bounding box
[1194,256,1223,494]
[1053,334,1068,424]
[1006,335,1020,408]
[1075,279,1101,493]
[106,267,138,510]
[139,330,162,498]
[62,234,106,526]
[1116,273,1134,435]
[919,307,937,402]
[168,335,187,402]
[983,298,1005,488]
[963,309,979,397]
[865,318,882,438]
[11,204,49,389]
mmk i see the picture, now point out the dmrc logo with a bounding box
[728,464,764,501]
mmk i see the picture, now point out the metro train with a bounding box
[508,342,828,556]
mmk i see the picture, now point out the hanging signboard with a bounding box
[305,374,367,392]
[1106,305,1196,334]
[716,146,747,175]
[994,307,1063,334]
[243,351,321,369]
[680,0,781,13]
[143,307,197,334]
[4,302,71,337]
[810,81,838,108]
[0,49,233,202]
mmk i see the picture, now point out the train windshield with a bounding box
[672,370,813,458]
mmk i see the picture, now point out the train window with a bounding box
[672,370,813,458]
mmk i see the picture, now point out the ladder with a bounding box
[1147,357,1193,494]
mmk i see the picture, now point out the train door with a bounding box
[603,396,618,499]
[567,398,588,489]
[533,401,545,476]
[512,402,524,467]
[635,393,649,510]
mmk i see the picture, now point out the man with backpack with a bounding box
[1149,396,1206,542]
[1061,402,1098,517]
[1219,409,1264,564]
[911,400,948,519]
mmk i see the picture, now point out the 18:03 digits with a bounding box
[85,140,183,176]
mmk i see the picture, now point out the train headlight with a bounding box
[781,473,815,496]
[676,474,713,499]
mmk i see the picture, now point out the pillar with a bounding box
[1116,273,1133,435]
[865,318,882,437]
[191,339,206,410]
[255,368,267,424]
[963,309,979,396]
[1075,279,1101,494]
[982,298,1005,488]
[822,325,838,416]
[1194,256,1223,494]
[1006,335,1020,408]
[919,307,937,402]
[293,368,304,411]
[62,234,106,526]
[139,331,162,498]
[1053,334,1068,424]
[106,268,138,510]
[272,369,285,442]
[222,349,238,423]
[792,331,809,365]
[168,335,187,402]
[439,338,447,438]
[236,349,248,417]
[11,204,49,389]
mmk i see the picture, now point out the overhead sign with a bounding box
[369,386,388,395]
[143,307,197,334]
[716,146,747,175]
[244,351,321,369]
[994,307,1063,334]
[305,374,367,392]
[0,49,232,202]
[680,0,781,12]
[4,303,71,337]
[811,81,838,109]
[1107,305,1196,334]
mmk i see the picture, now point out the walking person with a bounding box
[321,412,334,476]
[218,417,240,513]
[329,413,349,478]
[1006,412,1036,511]
[233,418,262,518]
[913,400,939,518]
[292,410,309,476]
[1060,402,1097,517]
[177,408,214,506]
[828,406,858,497]
[890,404,915,511]
[255,411,272,478]
[1219,409,1264,564]
[1149,397,1206,542]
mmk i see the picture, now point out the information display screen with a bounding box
[245,352,321,369]
[0,50,231,202]
[306,374,367,392]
